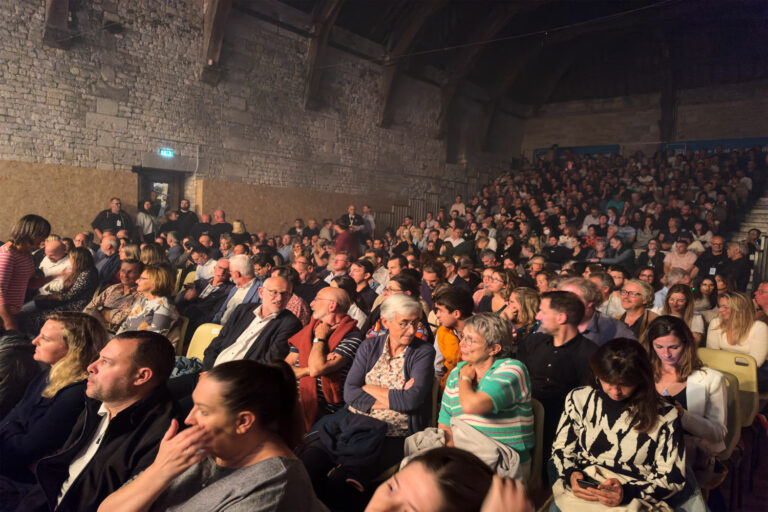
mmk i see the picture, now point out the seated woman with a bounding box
[618,278,658,341]
[22,248,99,334]
[653,284,706,345]
[647,316,727,486]
[636,238,665,273]
[476,269,516,316]
[692,276,718,322]
[503,286,541,349]
[707,291,768,391]
[365,447,531,512]
[300,294,435,511]
[362,272,431,343]
[118,265,179,339]
[0,313,106,492]
[438,313,534,479]
[98,360,326,512]
[551,338,686,511]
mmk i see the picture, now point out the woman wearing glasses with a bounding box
[300,294,435,511]
[438,313,534,479]
[617,279,658,341]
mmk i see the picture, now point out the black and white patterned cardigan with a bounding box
[552,386,686,506]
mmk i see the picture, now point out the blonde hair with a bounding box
[42,312,108,398]
[121,243,140,260]
[143,265,175,297]
[717,291,754,345]
[509,287,540,325]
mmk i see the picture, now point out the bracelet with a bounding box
[460,376,473,383]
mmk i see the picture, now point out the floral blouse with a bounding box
[117,296,178,337]
[350,338,409,436]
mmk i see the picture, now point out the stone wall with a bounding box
[520,80,768,158]
[0,0,510,236]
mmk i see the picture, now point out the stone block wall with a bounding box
[0,0,511,235]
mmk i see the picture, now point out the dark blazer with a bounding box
[202,304,302,370]
[27,386,179,512]
[343,334,435,435]
[0,331,41,420]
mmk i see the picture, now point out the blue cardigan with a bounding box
[343,334,435,435]
[0,368,86,482]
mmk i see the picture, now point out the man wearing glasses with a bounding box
[202,275,302,369]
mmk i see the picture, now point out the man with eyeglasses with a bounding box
[201,275,302,370]
[693,235,728,279]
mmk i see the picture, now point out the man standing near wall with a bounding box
[176,199,198,237]
[91,198,134,241]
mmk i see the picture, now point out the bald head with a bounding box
[45,240,66,262]
[315,286,351,315]
[213,209,226,223]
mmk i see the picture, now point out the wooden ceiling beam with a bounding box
[43,0,71,49]
[200,0,232,85]
[303,0,346,109]
[377,0,448,127]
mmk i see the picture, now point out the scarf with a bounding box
[289,315,357,430]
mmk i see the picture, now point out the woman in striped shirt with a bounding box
[0,215,50,331]
[438,312,535,479]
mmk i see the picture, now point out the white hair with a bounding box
[229,254,254,277]
[380,294,422,322]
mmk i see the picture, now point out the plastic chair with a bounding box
[186,323,222,360]
[182,271,197,288]
[166,315,189,356]
[528,399,545,492]
[717,371,743,462]
[174,268,183,293]
[697,348,759,428]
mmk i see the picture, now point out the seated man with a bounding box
[286,286,362,429]
[189,244,216,281]
[175,258,233,337]
[95,236,120,285]
[557,277,635,346]
[292,255,328,305]
[202,276,302,370]
[212,254,261,324]
[432,286,474,388]
[37,240,71,295]
[517,291,598,472]
[84,259,143,333]
[19,331,178,512]
[348,259,378,312]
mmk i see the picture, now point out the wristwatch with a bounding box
[313,337,327,343]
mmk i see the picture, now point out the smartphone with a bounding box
[577,477,600,489]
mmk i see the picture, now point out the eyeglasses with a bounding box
[458,332,484,346]
[620,290,642,298]
[396,320,421,330]
[263,288,290,298]
[384,286,402,293]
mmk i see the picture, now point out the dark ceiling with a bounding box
[239,0,768,106]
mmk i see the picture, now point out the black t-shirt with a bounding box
[176,211,199,236]
[209,223,233,244]
[91,209,134,235]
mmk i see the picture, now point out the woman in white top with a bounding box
[653,284,705,345]
[707,291,768,391]
[647,315,727,485]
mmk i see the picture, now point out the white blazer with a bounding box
[684,367,727,454]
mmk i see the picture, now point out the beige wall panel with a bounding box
[0,160,137,241]
[197,179,393,236]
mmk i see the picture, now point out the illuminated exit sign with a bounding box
[158,148,175,158]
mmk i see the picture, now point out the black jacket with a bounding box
[0,331,42,420]
[25,386,180,512]
[202,304,302,370]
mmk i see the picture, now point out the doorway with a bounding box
[133,167,187,218]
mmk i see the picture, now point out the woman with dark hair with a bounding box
[364,447,530,512]
[646,316,726,486]
[550,338,686,511]
[691,276,718,322]
[636,238,665,272]
[22,248,99,334]
[0,214,51,331]
[476,269,516,316]
[331,274,368,328]
[99,360,325,512]
[634,216,660,250]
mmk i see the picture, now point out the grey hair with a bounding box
[558,277,603,307]
[229,254,254,277]
[666,267,689,287]
[166,231,180,245]
[625,279,655,308]
[380,293,422,322]
[464,313,512,358]
[103,237,119,250]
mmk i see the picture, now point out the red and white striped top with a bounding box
[0,245,35,314]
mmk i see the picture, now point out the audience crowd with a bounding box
[0,145,766,511]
